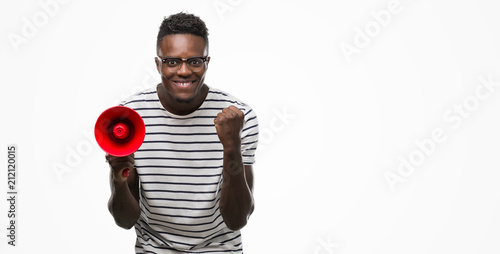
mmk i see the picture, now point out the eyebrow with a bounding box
[161,56,205,59]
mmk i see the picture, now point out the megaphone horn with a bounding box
[95,105,145,158]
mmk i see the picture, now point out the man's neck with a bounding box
[156,83,209,116]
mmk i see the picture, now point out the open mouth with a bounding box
[174,81,195,88]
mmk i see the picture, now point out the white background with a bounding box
[1,0,500,253]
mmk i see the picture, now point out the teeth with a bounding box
[176,82,192,87]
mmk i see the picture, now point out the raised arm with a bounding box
[215,106,255,231]
[106,154,141,229]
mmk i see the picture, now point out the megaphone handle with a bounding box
[123,168,131,177]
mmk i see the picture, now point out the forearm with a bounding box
[108,180,141,229]
[219,145,254,231]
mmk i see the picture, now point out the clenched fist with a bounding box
[214,105,244,148]
[106,153,134,182]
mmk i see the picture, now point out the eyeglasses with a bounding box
[157,56,208,73]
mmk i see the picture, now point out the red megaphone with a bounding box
[95,106,145,175]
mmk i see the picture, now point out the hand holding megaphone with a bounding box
[95,106,145,177]
[105,153,135,180]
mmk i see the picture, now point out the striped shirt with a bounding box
[120,85,259,254]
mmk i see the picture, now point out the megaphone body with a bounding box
[95,106,145,175]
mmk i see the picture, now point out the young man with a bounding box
[106,12,259,253]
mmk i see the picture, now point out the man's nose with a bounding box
[177,62,192,76]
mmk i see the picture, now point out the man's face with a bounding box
[155,34,210,105]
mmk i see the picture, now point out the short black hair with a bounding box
[156,12,209,52]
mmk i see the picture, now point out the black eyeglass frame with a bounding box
[157,56,209,72]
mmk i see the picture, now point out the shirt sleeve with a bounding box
[240,107,259,165]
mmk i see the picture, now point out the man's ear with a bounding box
[154,57,161,74]
[206,56,211,64]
